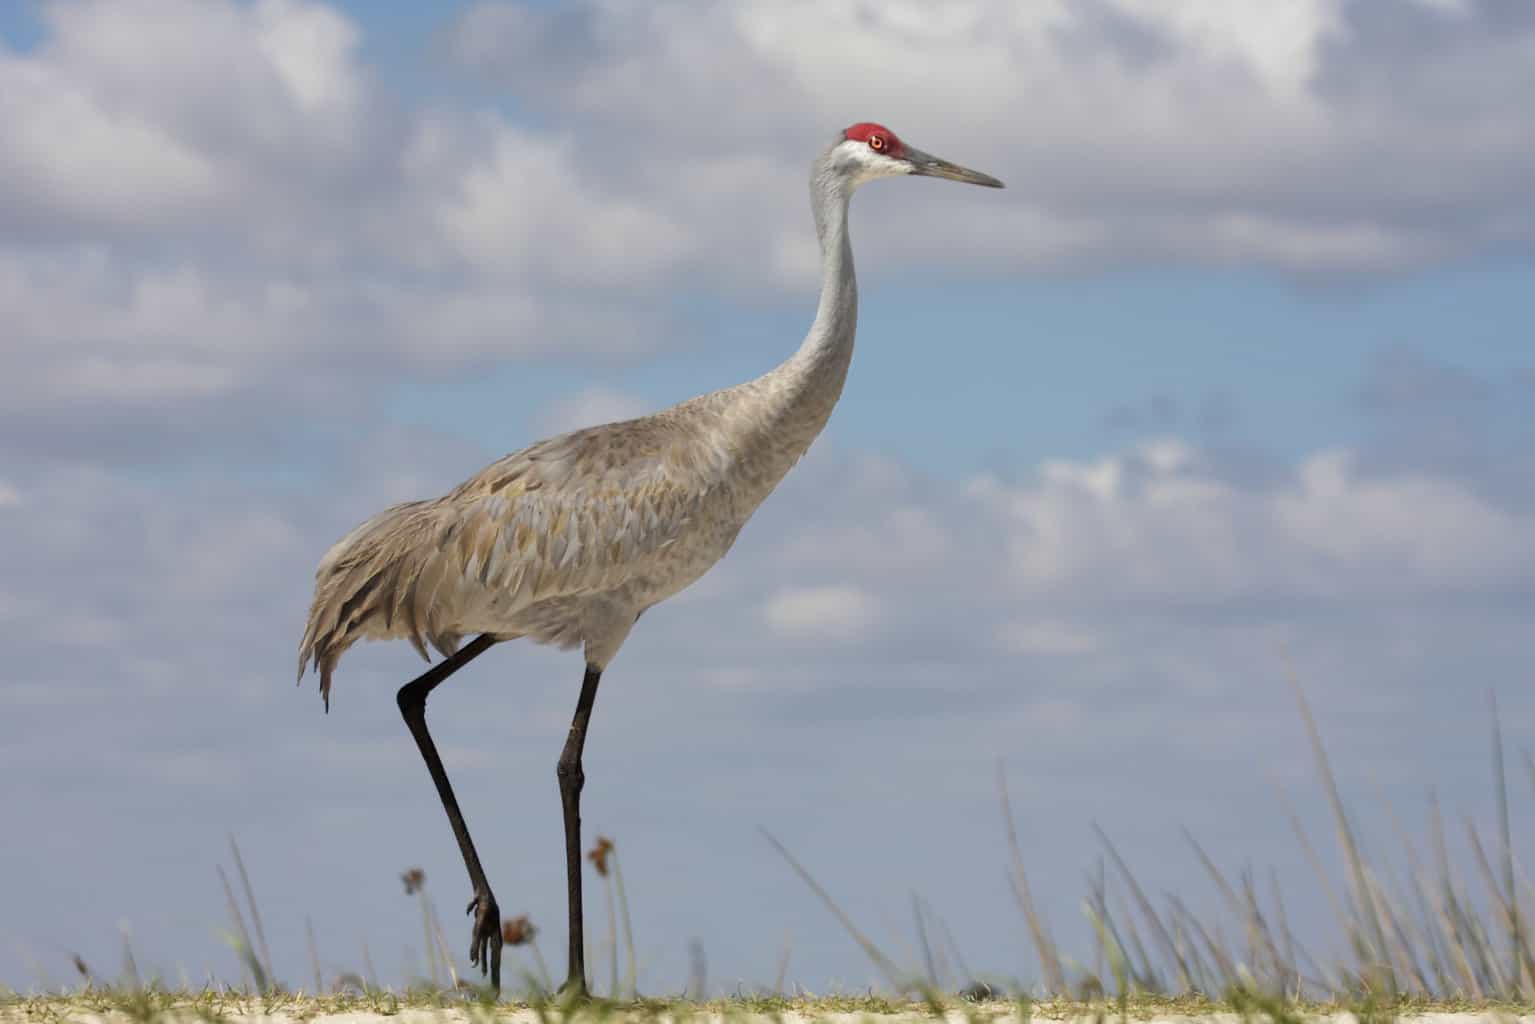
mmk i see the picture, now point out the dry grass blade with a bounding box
[1405,861,1454,995]
[1429,790,1484,997]
[912,893,939,989]
[759,827,907,992]
[931,900,976,989]
[773,930,792,995]
[1184,827,1243,919]
[306,916,323,995]
[610,847,638,999]
[216,864,258,991]
[228,836,276,988]
[604,873,618,997]
[1268,869,1300,997]
[1168,893,1237,990]
[427,898,460,992]
[1238,867,1287,992]
[118,924,140,991]
[1095,823,1186,991]
[1086,857,1154,993]
[1489,692,1532,995]
[998,763,1066,994]
[1382,792,1454,994]
[1362,866,1429,995]
[1112,885,1159,991]
[1464,816,1516,995]
[1282,655,1395,997]
[1083,890,1135,1000]
[1088,856,1106,985]
[361,940,379,992]
[1276,789,1357,967]
[1166,897,1215,993]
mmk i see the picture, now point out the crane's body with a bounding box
[296,122,1001,997]
[299,303,851,703]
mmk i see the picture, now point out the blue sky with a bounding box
[2,0,1533,1000]
[392,263,1535,476]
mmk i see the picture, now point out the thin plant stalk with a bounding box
[216,864,258,991]
[602,872,618,997]
[428,898,460,991]
[362,940,379,992]
[119,924,141,992]
[1490,692,1532,995]
[228,836,276,988]
[527,934,554,993]
[773,931,792,996]
[1429,790,1484,997]
[306,916,323,995]
[760,827,907,992]
[610,847,638,999]
[1284,658,1396,998]
[999,763,1066,994]
[932,902,976,989]
[416,888,440,989]
[912,892,939,990]
[1096,823,1189,990]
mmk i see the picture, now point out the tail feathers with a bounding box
[296,502,466,711]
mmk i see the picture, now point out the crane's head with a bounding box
[828,122,1004,190]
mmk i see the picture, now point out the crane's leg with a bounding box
[556,664,603,998]
[396,633,503,990]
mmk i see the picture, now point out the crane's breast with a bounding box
[445,418,743,616]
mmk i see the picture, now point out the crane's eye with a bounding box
[868,134,886,152]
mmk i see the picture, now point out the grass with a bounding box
[6,987,1535,1024]
[5,675,1535,1021]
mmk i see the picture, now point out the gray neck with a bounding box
[793,163,858,379]
[712,153,858,506]
[750,158,857,452]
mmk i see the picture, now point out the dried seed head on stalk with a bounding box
[587,836,615,877]
[502,914,536,946]
[400,867,425,895]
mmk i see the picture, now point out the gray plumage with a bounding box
[298,124,1003,709]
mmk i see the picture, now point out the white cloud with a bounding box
[421,118,693,286]
[0,481,19,507]
[763,583,880,639]
[448,0,1535,279]
[0,0,706,443]
[253,0,362,116]
[4,0,1530,463]
[1106,0,1342,95]
[0,61,223,228]
[0,0,367,231]
[983,439,1535,604]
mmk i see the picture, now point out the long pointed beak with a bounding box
[905,146,1004,188]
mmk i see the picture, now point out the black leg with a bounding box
[556,664,603,997]
[396,633,502,989]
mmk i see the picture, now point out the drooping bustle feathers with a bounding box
[297,500,467,711]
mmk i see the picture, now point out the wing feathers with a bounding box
[297,418,719,706]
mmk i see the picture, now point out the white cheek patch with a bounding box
[843,145,906,186]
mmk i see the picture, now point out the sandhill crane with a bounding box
[297,122,1002,997]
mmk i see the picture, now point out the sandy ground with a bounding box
[8,1011,1535,1024]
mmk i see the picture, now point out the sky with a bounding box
[2,0,1533,999]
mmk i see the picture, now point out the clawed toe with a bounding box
[465,892,502,989]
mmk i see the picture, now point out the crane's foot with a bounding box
[556,975,591,1002]
[465,891,503,990]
